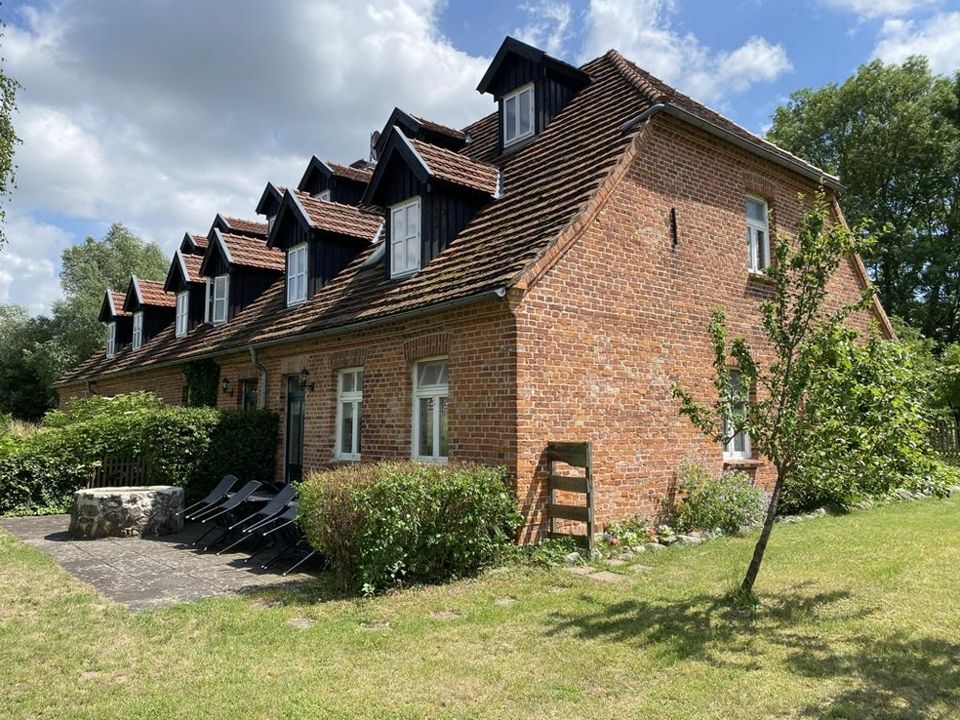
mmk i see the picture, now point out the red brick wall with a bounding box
[56,366,187,410]
[513,115,890,536]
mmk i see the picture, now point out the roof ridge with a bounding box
[604,49,668,104]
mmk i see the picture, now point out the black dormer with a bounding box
[373,108,466,158]
[476,36,590,155]
[179,231,209,256]
[297,157,371,205]
[98,290,133,355]
[363,127,498,280]
[122,277,176,349]
[163,250,206,335]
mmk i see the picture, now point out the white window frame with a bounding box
[286,243,308,307]
[746,196,770,272]
[318,189,331,202]
[212,274,229,326]
[175,290,189,337]
[132,312,144,351]
[503,83,535,147]
[412,357,449,462]
[389,196,421,278]
[106,321,116,358]
[723,370,752,460]
[335,368,363,461]
[204,279,213,323]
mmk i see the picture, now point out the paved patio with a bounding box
[0,514,317,611]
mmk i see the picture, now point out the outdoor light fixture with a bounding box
[299,367,314,392]
[220,377,232,395]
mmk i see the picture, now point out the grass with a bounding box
[1,498,959,719]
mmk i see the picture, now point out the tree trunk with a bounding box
[741,470,785,593]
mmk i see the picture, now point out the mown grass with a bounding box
[1,497,959,719]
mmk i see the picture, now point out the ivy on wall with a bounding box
[182,359,220,408]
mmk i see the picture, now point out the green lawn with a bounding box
[2,498,959,720]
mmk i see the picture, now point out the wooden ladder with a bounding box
[546,441,594,552]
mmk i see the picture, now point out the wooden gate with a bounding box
[545,441,594,551]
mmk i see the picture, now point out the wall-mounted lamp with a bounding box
[299,367,315,392]
[220,377,233,395]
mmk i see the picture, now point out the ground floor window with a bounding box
[240,379,258,412]
[336,368,363,460]
[413,358,448,461]
[723,370,751,460]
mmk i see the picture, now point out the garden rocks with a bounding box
[676,534,703,546]
[563,551,583,566]
[68,486,183,539]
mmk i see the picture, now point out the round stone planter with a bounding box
[68,486,184,539]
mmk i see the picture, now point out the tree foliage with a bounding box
[767,57,960,344]
[0,16,21,248]
[673,194,874,593]
[0,306,68,421]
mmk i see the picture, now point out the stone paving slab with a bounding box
[1,514,317,611]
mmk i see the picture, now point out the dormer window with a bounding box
[390,196,421,278]
[132,312,144,350]
[503,83,534,146]
[212,274,229,325]
[286,243,308,306]
[318,190,331,202]
[106,322,116,358]
[175,291,189,337]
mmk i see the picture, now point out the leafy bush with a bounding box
[672,460,764,534]
[783,334,950,513]
[603,513,655,548]
[298,462,522,592]
[0,392,278,516]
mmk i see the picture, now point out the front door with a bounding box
[285,376,305,483]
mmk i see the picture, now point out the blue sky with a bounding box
[1,0,959,315]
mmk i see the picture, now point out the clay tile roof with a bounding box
[110,291,131,317]
[219,232,284,271]
[407,136,499,195]
[412,115,466,142]
[223,216,268,236]
[191,234,209,250]
[327,162,373,184]
[181,253,204,283]
[137,278,176,307]
[293,191,383,241]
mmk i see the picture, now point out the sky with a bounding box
[1,0,959,316]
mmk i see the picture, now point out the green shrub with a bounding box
[0,393,278,516]
[298,462,522,593]
[672,460,764,534]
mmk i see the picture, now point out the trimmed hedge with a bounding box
[0,392,278,516]
[298,462,522,593]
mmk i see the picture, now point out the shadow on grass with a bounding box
[545,583,960,718]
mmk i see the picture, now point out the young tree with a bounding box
[673,195,873,593]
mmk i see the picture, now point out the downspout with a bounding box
[249,346,268,410]
[618,102,666,134]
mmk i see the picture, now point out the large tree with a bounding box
[767,57,960,344]
[0,18,22,247]
[52,223,168,364]
[0,306,67,421]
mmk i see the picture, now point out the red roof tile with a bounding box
[293,191,383,241]
[137,278,176,308]
[327,162,373,184]
[109,291,131,317]
[407,136,499,195]
[218,232,284,271]
[191,234,209,250]
[181,253,204,283]
[223,216,268,236]
[412,115,466,142]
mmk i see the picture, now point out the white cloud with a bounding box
[580,0,792,105]
[872,12,960,74]
[820,0,940,19]
[2,0,494,315]
[514,1,574,56]
[0,211,68,315]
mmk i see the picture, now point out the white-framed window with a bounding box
[132,312,144,351]
[204,279,213,323]
[106,322,116,358]
[503,83,535,146]
[336,368,363,460]
[318,189,331,202]
[412,358,448,461]
[390,196,421,278]
[267,214,276,234]
[286,243,308,306]
[175,290,189,337]
[723,370,751,460]
[212,274,229,325]
[746,196,770,272]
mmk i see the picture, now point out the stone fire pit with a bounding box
[69,486,184,539]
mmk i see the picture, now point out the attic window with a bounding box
[286,243,308,306]
[132,312,144,351]
[106,322,116,358]
[390,196,421,278]
[503,83,534,146]
[175,291,189,337]
[212,274,229,325]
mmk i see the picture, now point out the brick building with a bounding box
[55,37,894,538]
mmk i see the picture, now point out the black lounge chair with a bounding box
[214,484,297,555]
[258,504,318,575]
[242,505,297,565]
[191,480,261,548]
[179,475,238,520]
